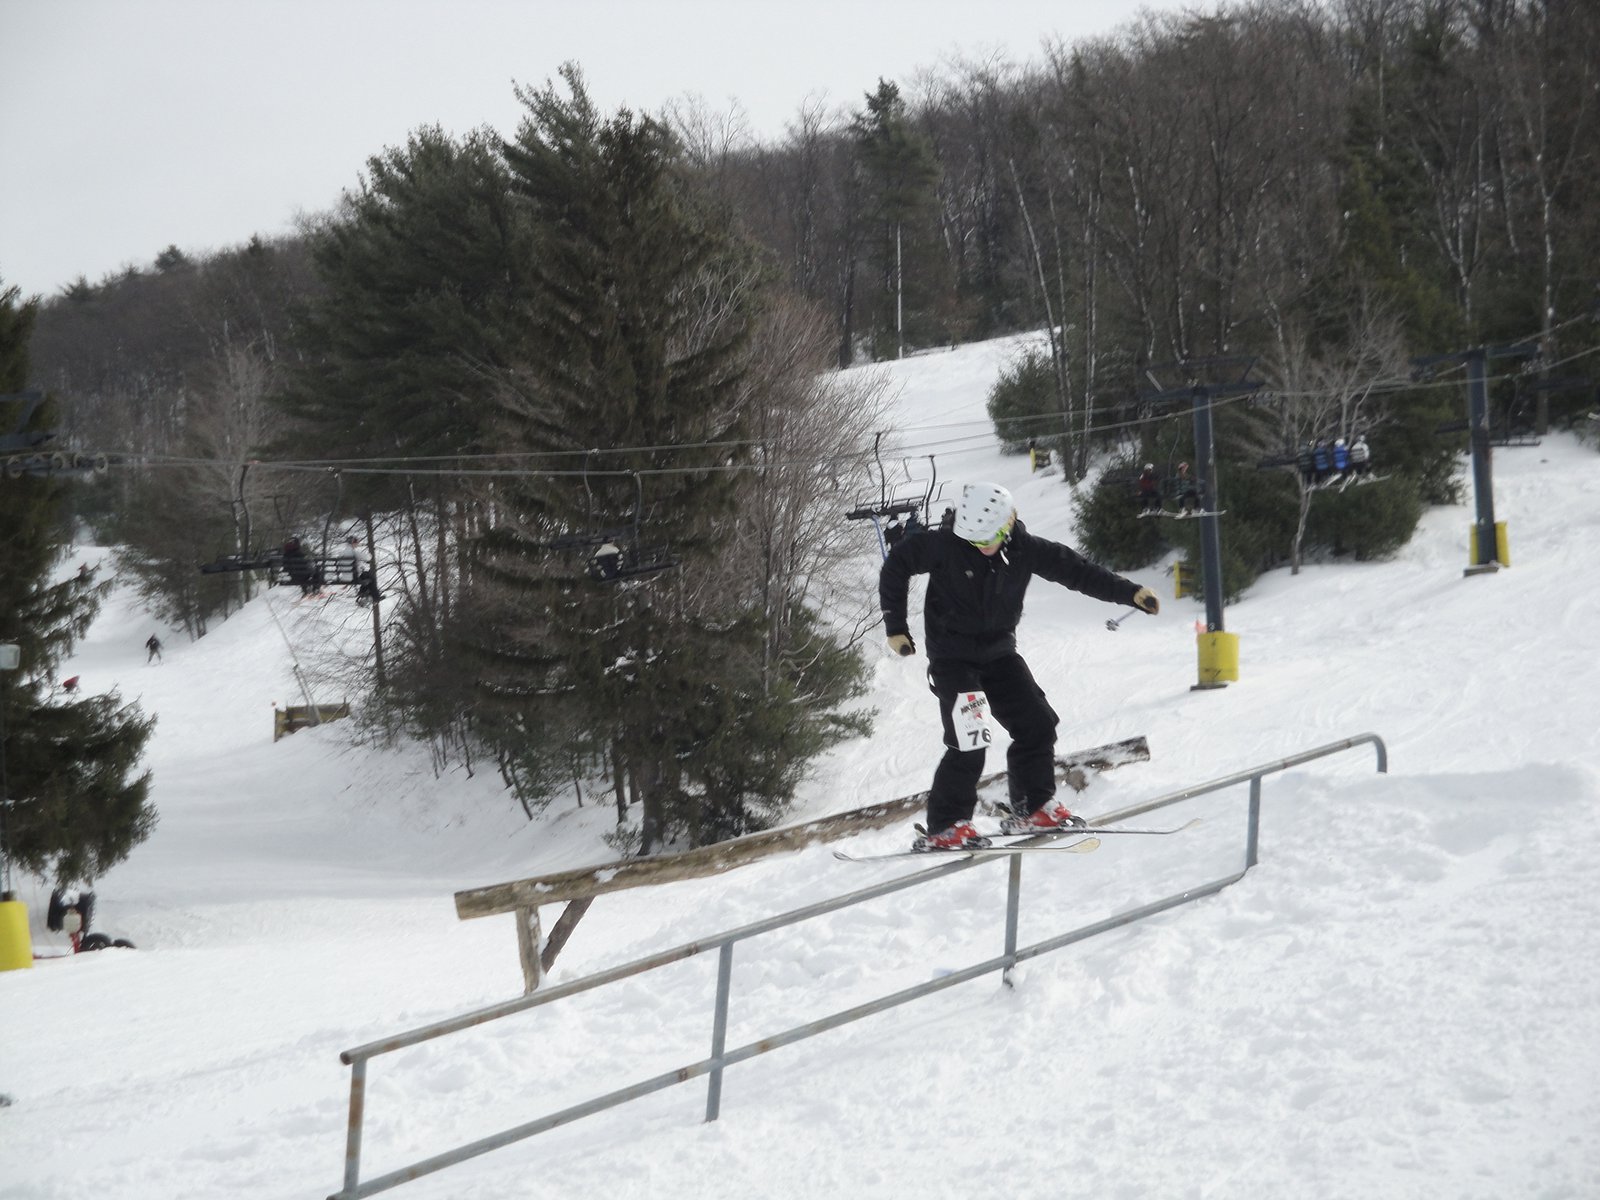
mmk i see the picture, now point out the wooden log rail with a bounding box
[454,735,1148,993]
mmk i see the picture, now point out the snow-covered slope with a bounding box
[3,333,1598,1200]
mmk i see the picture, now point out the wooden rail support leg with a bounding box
[541,898,594,976]
[515,906,544,994]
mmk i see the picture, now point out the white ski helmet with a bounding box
[953,482,1015,544]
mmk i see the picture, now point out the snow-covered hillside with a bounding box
[3,334,1598,1200]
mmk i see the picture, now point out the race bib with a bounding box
[953,690,992,752]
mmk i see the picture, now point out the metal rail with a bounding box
[331,732,1388,1199]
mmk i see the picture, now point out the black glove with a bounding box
[1132,586,1159,615]
[887,633,916,657]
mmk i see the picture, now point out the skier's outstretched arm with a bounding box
[878,536,930,653]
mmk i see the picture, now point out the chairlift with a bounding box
[200,533,383,599]
[845,432,940,559]
[549,467,678,584]
[1,389,112,477]
[200,472,383,602]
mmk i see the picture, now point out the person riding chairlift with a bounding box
[1137,463,1162,514]
[1175,462,1200,515]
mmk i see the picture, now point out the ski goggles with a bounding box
[967,516,1014,550]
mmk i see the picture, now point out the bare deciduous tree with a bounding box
[1264,291,1410,572]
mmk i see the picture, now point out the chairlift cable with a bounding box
[61,353,1590,484]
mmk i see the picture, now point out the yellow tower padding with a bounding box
[1196,631,1240,687]
[0,899,33,972]
[1468,521,1510,568]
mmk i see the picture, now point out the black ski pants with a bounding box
[926,652,1059,833]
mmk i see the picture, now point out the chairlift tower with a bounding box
[1414,341,1538,577]
[1140,359,1261,690]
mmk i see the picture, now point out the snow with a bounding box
[4,332,1599,1200]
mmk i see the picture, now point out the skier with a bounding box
[1296,441,1316,486]
[145,634,162,662]
[1350,435,1372,477]
[281,537,320,596]
[338,535,383,603]
[1175,462,1200,515]
[1332,437,1351,477]
[333,535,360,581]
[879,482,1160,852]
[1312,441,1331,484]
[589,542,623,582]
[884,508,927,554]
[1136,463,1162,515]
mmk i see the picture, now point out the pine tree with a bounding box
[850,80,942,359]
[473,68,796,852]
[0,281,156,889]
[275,125,523,480]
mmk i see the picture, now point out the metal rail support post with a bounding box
[706,942,735,1121]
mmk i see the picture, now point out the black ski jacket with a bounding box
[879,520,1140,663]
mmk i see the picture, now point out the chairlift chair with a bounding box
[550,468,678,584]
[845,433,939,559]
[2,392,112,476]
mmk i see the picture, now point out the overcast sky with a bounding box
[1,0,1185,301]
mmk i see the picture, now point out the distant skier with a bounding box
[1175,462,1200,515]
[1331,438,1351,478]
[1137,463,1162,515]
[589,542,623,582]
[1312,441,1331,484]
[879,482,1159,852]
[333,535,360,581]
[145,634,162,662]
[338,535,383,604]
[1296,441,1316,486]
[1350,435,1372,477]
[281,537,321,596]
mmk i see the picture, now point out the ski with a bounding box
[926,815,1196,839]
[834,836,1100,864]
[992,817,1201,838]
[834,815,1196,861]
[967,836,1101,855]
